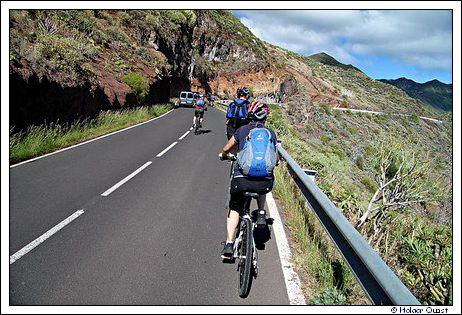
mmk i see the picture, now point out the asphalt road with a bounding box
[9,107,290,305]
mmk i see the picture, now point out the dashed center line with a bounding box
[101,161,152,196]
[10,209,85,264]
[179,130,190,140]
[156,141,178,158]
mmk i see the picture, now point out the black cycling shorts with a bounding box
[195,108,204,118]
[226,122,247,140]
[228,177,274,212]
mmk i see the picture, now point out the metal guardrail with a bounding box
[277,144,420,305]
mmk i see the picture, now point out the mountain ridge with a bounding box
[378,77,452,112]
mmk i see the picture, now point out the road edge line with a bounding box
[267,192,306,305]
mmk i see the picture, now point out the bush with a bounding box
[320,134,330,144]
[320,103,332,115]
[122,72,148,102]
[410,113,420,123]
[355,155,365,170]
[398,220,452,305]
[106,25,130,43]
[309,287,347,305]
[360,176,377,193]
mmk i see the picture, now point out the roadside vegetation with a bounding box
[10,105,172,164]
[266,103,452,305]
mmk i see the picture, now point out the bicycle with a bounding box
[220,153,259,298]
[193,107,206,135]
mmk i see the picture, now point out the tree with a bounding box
[355,139,442,247]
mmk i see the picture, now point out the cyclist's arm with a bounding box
[222,136,236,156]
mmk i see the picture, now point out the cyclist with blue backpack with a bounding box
[225,88,251,140]
[193,95,207,128]
[219,101,279,259]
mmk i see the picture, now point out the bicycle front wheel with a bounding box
[238,217,253,298]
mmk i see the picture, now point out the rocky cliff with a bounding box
[9,10,269,130]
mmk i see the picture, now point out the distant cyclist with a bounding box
[225,88,251,140]
[193,95,207,128]
[219,101,279,259]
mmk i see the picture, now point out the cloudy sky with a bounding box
[232,10,453,84]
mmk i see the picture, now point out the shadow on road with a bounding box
[195,129,212,135]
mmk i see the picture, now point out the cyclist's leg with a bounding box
[199,111,204,126]
[257,194,266,210]
[226,209,240,242]
[226,178,246,241]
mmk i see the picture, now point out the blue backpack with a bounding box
[237,126,277,177]
[197,98,204,107]
[226,99,248,126]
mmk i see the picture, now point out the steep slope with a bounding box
[378,78,453,112]
[9,10,270,130]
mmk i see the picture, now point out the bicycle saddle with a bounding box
[243,192,260,198]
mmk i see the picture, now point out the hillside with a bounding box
[9,9,270,130]
[9,9,452,305]
[378,77,453,112]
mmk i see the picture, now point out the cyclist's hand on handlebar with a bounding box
[219,153,235,161]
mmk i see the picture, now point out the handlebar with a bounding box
[219,153,236,161]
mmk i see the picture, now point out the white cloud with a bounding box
[234,10,453,72]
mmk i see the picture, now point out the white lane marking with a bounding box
[179,130,190,140]
[10,109,173,169]
[266,192,307,305]
[10,209,85,264]
[101,161,152,196]
[156,141,178,158]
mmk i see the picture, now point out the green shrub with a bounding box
[106,25,130,43]
[309,287,347,305]
[360,176,377,193]
[320,134,330,144]
[320,103,332,115]
[346,126,357,135]
[410,113,420,123]
[122,72,148,102]
[145,14,160,29]
[398,220,452,305]
[57,10,95,34]
[355,155,365,170]
[34,34,97,75]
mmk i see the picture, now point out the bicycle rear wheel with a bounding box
[238,217,253,298]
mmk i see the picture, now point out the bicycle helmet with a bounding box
[247,101,270,120]
[236,88,246,98]
[241,86,250,96]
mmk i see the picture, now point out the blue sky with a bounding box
[233,10,453,84]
